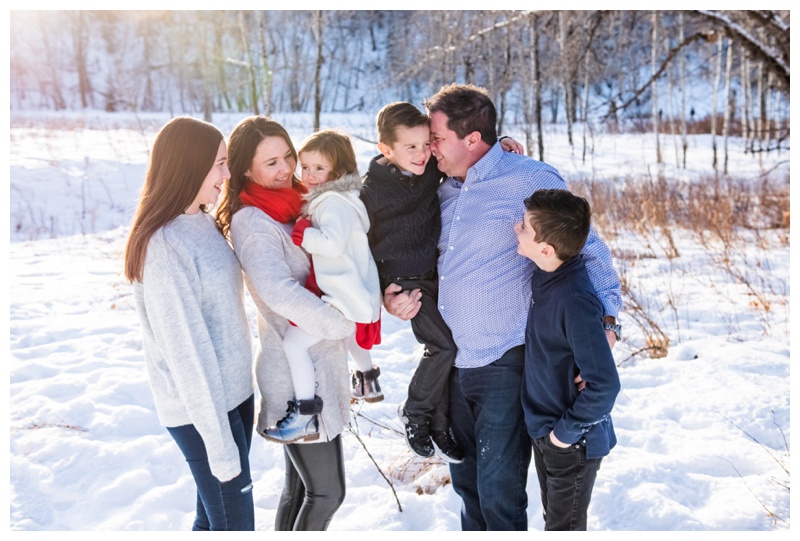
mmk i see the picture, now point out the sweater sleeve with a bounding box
[552,294,621,445]
[143,236,241,482]
[237,227,355,340]
[301,197,360,259]
[580,226,622,318]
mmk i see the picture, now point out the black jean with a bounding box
[532,435,601,531]
[383,273,456,431]
[275,434,346,531]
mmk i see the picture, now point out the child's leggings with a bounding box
[283,326,374,400]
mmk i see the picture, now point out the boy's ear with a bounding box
[541,243,555,257]
[377,141,392,157]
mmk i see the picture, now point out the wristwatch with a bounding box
[603,318,622,341]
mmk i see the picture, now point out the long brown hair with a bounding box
[298,128,358,181]
[123,116,224,283]
[215,116,300,237]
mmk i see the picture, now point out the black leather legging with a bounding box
[275,434,346,531]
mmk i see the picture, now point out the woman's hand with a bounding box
[383,283,422,321]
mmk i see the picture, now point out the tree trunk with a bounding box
[679,12,688,168]
[238,11,259,115]
[651,11,662,164]
[722,39,733,174]
[313,10,324,132]
[711,37,723,169]
[533,14,544,162]
[258,11,273,117]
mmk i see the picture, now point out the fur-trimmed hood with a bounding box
[302,172,363,208]
[301,172,369,232]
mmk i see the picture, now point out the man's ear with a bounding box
[465,131,482,149]
[377,141,392,157]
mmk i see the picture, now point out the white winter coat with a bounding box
[301,173,382,324]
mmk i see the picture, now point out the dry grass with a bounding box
[572,170,789,361]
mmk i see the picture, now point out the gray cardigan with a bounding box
[229,205,355,442]
[133,212,254,482]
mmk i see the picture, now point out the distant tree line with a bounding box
[10,10,789,165]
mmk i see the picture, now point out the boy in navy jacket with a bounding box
[514,189,621,531]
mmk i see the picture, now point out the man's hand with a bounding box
[605,330,617,349]
[383,283,422,321]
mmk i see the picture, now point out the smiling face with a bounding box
[378,124,432,176]
[247,136,297,190]
[186,139,228,214]
[428,110,473,179]
[299,150,334,190]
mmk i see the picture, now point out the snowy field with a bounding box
[7,110,792,532]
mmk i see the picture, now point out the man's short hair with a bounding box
[376,102,429,145]
[423,83,497,146]
[523,189,592,261]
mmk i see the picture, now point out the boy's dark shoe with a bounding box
[398,401,434,458]
[431,429,464,464]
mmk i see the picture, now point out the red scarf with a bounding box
[239,180,308,224]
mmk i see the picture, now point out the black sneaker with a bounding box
[404,421,434,458]
[431,429,464,464]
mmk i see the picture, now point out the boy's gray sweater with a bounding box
[133,211,254,482]
[229,206,355,442]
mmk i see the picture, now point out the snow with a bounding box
[7,109,792,532]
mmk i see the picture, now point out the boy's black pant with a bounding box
[532,435,601,531]
[381,271,456,432]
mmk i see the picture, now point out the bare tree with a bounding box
[721,39,734,174]
[313,10,324,131]
[651,11,662,164]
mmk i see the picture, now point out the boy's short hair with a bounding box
[423,83,498,146]
[524,189,592,261]
[376,102,429,145]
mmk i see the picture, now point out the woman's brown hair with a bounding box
[123,116,224,283]
[298,128,358,181]
[215,116,300,237]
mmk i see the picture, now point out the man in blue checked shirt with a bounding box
[384,83,621,531]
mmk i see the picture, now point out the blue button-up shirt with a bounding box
[437,142,622,368]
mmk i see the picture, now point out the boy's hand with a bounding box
[549,431,571,449]
[291,218,312,246]
[499,136,524,154]
[574,374,586,392]
[383,283,421,321]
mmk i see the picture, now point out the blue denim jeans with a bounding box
[532,435,601,531]
[449,346,531,530]
[167,394,255,531]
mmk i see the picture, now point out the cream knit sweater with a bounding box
[133,212,254,482]
[229,206,355,442]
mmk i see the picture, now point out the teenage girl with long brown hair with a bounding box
[124,116,255,531]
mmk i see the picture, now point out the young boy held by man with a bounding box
[359,102,463,463]
[514,188,621,531]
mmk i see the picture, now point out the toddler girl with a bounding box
[263,129,383,443]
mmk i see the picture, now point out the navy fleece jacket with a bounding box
[522,255,621,459]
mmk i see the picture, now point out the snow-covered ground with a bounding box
[7,110,791,531]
